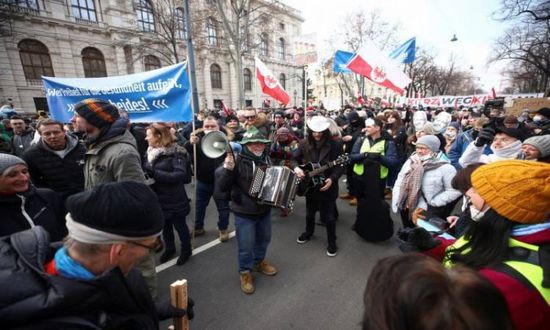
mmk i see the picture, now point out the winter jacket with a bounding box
[448,128,492,169]
[293,139,345,201]
[84,122,145,190]
[145,144,191,217]
[11,127,35,157]
[424,226,550,330]
[216,155,271,219]
[0,185,66,242]
[23,133,85,200]
[392,154,462,213]
[0,227,159,329]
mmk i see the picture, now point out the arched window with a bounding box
[260,33,268,56]
[277,38,285,60]
[279,73,286,90]
[144,55,161,71]
[71,0,97,21]
[207,17,217,46]
[210,63,222,89]
[243,68,252,91]
[18,39,54,83]
[175,7,186,39]
[82,47,106,77]
[11,0,38,10]
[136,0,155,32]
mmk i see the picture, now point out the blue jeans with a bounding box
[235,212,271,272]
[195,180,230,230]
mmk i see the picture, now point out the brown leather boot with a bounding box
[253,260,278,276]
[240,271,255,294]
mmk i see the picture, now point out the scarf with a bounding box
[54,246,95,280]
[146,146,166,164]
[491,140,522,160]
[397,154,447,211]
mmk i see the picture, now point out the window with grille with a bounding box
[175,7,187,39]
[144,55,161,71]
[277,38,285,60]
[82,47,106,77]
[210,64,222,89]
[18,39,54,83]
[8,0,39,9]
[71,0,97,21]
[260,34,268,56]
[279,73,286,90]
[243,68,252,91]
[136,0,155,32]
[207,18,217,46]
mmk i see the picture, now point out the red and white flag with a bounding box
[357,93,365,105]
[220,99,231,117]
[255,57,290,106]
[346,40,412,95]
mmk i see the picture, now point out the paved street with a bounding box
[156,179,401,329]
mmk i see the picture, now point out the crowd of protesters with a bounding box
[0,99,549,329]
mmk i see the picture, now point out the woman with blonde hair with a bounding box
[143,123,192,265]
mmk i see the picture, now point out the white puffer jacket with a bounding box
[392,155,462,213]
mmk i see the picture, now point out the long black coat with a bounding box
[145,145,191,217]
[0,227,159,329]
[0,186,66,242]
[23,136,85,200]
[293,138,345,201]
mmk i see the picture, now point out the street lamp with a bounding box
[450,34,458,42]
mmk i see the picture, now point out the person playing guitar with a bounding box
[292,116,345,257]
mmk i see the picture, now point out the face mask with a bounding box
[444,130,457,139]
[469,205,489,222]
[533,115,542,123]
[418,153,433,161]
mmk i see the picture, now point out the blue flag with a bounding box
[388,37,416,64]
[42,62,192,123]
[333,50,355,73]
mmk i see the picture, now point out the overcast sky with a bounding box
[283,0,509,92]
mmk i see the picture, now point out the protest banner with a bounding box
[403,95,493,108]
[42,62,192,123]
[505,97,550,116]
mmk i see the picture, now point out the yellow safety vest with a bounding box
[353,138,388,178]
[444,236,550,305]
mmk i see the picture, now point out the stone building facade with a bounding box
[0,0,304,114]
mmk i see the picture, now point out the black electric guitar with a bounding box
[296,154,349,196]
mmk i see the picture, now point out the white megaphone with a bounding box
[201,131,242,159]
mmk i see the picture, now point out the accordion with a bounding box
[248,166,299,210]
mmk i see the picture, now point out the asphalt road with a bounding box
[156,179,402,330]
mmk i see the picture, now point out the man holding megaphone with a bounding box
[185,116,232,242]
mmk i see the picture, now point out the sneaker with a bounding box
[253,260,278,276]
[159,249,176,263]
[327,244,338,257]
[239,271,255,294]
[219,229,229,242]
[339,193,354,200]
[193,228,205,237]
[297,232,312,244]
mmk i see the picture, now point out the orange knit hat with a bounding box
[471,160,550,224]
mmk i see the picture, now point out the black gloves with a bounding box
[156,297,195,321]
[363,152,382,161]
[397,227,441,252]
[474,127,495,147]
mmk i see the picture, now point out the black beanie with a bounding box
[66,181,164,237]
[74,98,120,128]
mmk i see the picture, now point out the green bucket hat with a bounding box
[241,126,270,144]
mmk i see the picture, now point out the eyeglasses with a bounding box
[128,237,164,253]
[244,115,256,120]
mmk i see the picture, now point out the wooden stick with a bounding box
[170,279,189,330]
